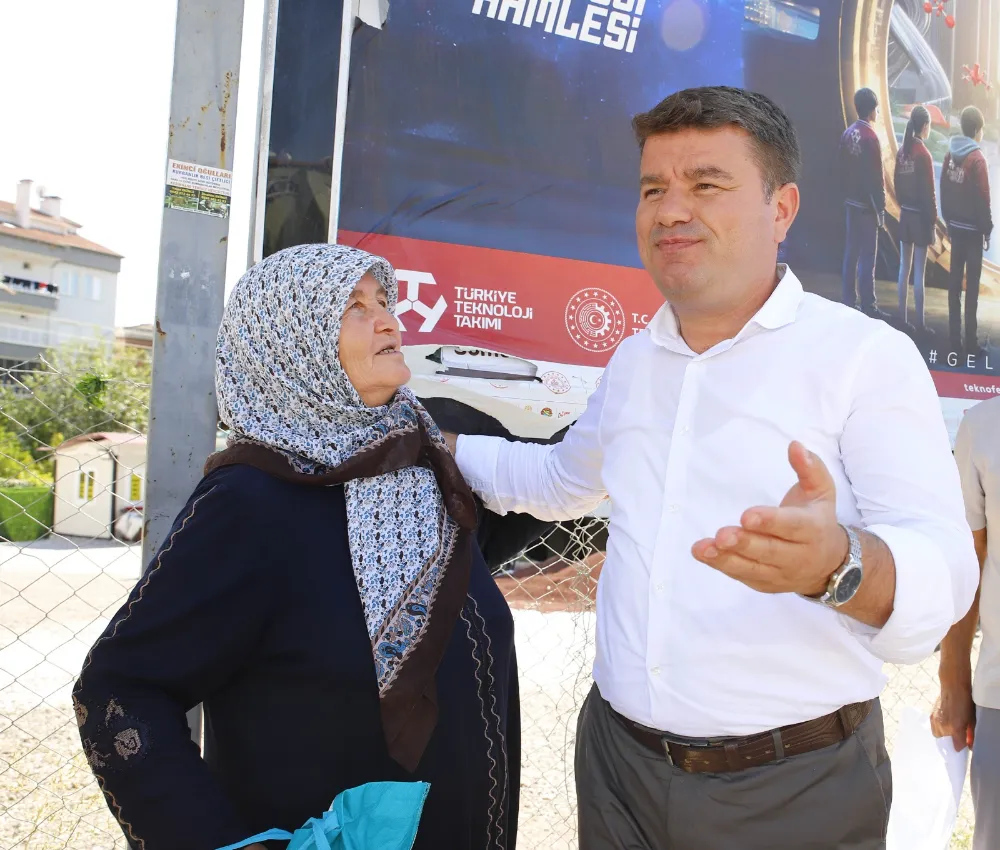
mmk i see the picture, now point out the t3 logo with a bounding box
[395,270,448,332]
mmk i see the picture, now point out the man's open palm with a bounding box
[692,441,849,596]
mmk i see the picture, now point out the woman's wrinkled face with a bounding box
[338,272,410,407]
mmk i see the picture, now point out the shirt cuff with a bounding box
[455,434,507,514]
[838,524,954,665]
[966,512,987,533]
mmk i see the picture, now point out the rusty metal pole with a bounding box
[144,0,245,567]
[143,0,247,748]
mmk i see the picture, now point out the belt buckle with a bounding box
[661,735,724,771]
[660,738,675,766]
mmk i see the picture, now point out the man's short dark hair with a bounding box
[631,86,801,202]
[961,105,985,139]
[854,88,879,120]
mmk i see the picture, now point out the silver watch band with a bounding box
[802,525,863,608]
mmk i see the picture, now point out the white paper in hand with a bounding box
[886,705,969,850]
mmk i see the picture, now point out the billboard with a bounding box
[264,0,1000,442]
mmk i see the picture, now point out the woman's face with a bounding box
[338,272,411,407]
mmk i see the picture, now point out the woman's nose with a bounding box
[375,306,400,332]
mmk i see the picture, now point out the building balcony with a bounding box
[0,318,113,361]
[0,276,59,310]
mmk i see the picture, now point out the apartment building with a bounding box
[0,179,122,369]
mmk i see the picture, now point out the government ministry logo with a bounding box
[565,288,626,352]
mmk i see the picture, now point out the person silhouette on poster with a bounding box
[894,106,936,338]
[942,106,993,358]
[839,88,891,321]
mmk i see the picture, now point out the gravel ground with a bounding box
[0,540,981,849]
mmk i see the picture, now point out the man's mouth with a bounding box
[655,237,701,252]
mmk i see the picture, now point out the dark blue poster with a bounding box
[265,0,1000,441]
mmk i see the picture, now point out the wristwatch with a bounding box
[804,525,864,609]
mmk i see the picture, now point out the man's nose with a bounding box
[653,190,694,228]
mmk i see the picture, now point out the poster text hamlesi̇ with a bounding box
[472,0,646,53]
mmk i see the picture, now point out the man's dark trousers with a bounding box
[575,685,892,850]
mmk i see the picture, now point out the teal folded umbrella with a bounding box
[216,781,430,850]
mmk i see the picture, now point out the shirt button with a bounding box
[667,504,679,513]
[651,666,661,676]
[655,583,664,593]
[678,426,690,436]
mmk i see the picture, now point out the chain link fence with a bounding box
[0,349,980,848]
[1,347,150,849]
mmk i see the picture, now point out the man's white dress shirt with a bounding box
[456,268,979,737]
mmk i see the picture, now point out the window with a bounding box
[91,275,102,301]
[82,275,92,300]
[129,474,142,501]
[64,272,78,297]
[78,470,96,502]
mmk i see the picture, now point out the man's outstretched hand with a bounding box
[691,441,850,597]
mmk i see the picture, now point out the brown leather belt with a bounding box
[610,699,875,774]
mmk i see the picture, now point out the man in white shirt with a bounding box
[932,395,1000,850]
[445,87,979,848]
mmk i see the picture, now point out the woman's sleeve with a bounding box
[73,472,277,850]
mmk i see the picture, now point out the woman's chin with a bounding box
[360,361,412,406]
[389,361,412,388]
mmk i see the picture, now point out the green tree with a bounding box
[0,342,152,472]
[0,426,40,484]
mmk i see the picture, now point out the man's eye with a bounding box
[643,188,663,198]
[695,183,718,191]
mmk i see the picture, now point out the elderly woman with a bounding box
[73,244,519,850]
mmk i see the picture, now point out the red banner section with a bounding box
[340,231,662,367]
[932,370,1000,400]
[341,231,998,403]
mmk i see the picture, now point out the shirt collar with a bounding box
[648,265,804,354]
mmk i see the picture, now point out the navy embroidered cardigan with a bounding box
[73,464,521,850]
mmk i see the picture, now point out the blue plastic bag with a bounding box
[216,781,430,850]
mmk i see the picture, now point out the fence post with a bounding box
[143,0,247,746]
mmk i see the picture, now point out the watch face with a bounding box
[833,566,864,606]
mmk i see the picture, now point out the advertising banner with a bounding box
[265,0,1000,442]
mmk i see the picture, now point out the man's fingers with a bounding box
[713,526,802,567]
[930,713,945,739]
[787,441,836,500]
[741,506,815,543]
[691,542,781,590]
